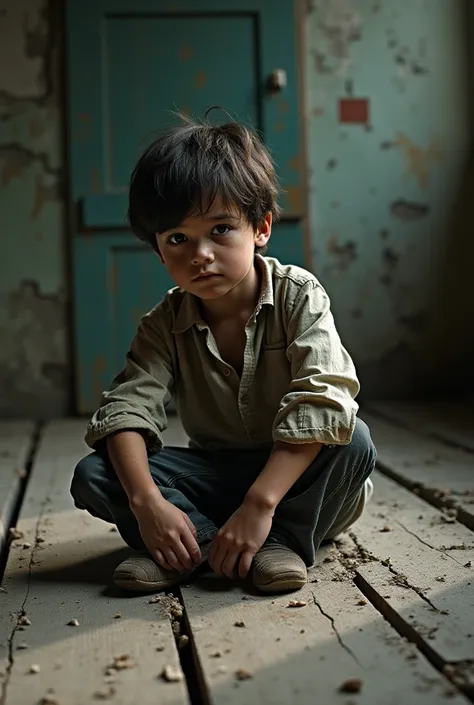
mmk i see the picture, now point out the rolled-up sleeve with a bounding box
[85,308,174,452]
[272,280,360,446]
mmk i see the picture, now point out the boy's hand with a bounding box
[209,502,273,579]
[131,490,201,573]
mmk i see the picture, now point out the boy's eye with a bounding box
[212,224,232,236]
[168,233,187,245]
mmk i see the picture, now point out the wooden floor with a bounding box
[0,403,473,705]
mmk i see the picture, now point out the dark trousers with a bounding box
[70,418,376,566]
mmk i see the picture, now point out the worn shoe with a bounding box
[113,541,212,593]
[251,543,307,593]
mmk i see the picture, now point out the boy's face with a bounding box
[155,199,272,300]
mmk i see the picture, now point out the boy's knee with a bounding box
[344,418,376,468]
[70,452,104,505]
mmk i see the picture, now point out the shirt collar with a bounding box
[172,254,274,334]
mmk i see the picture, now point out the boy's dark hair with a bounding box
[128,115,281,254]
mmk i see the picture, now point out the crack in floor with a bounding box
[311,591,363,668]
[395,520,465,566]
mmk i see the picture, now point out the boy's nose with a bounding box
[192,244,214,265]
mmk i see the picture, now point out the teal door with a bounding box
[66,0,309,413]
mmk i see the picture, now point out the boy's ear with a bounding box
[254,211,272,249]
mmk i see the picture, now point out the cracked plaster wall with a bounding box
[306,0,474,398]
[1,0,473,418]
[0,0,68,418]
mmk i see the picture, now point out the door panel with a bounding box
[67,0,308,412]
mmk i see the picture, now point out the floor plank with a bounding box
[0,422,35,558]
[361,412,474,530]
[181,551,467,704]
[0,420,188,705]
[369,401,474,453]
[347,471,474,692]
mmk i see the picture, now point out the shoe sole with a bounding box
[254,574,307,594]
[113,571,184,593]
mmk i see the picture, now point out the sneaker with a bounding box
[113,541,212,593]
[251,543,307,594]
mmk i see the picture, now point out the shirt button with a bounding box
[223,367,231,377]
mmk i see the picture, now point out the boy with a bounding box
[71,118,375,595]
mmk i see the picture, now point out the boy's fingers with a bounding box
[164,547,186,573]
[154,549,173,571]
[183,514,198,539]
[181,528,202,566]
[172,540,194,572]
[221,550,239,580]
[238,551,253,579]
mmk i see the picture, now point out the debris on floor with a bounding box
[234,620,246,627]
[109,654,135,671]
[67,619,80,627]
[28,664,40,674]
[94,685,116,700]
[160,665,184,682]
[339,678,363,693]
[235,668,253,681]
[287,600,307,608]
[9,527,24,540]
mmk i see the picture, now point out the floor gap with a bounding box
[376,460,474,533]
[171,586,213,705]
[0,422,43,584]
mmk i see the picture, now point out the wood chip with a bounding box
[111,654,135,670]
[17,643,29,650]
[36,536,45,544]
[380,525,393,532]
[22,543,31,549]
[357,599,367,606]
[94,685,116,700]
[156,645,165,652]
[67,619,80,627]
[211,651,222,658]
[9,527,24,540]
[233,620,245,627]
[18,615,31,627]
[29,664,40,674]
[287,600,307,608]
[465,561,472,568]
[339,678,363,693]
[235,668,253,681]
[113,612,121,619]
[160,665,184,682]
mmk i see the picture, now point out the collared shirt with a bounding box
[85,255,360,451]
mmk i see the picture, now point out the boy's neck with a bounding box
[199,261,261,324]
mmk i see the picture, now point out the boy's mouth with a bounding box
[193,272,221,281]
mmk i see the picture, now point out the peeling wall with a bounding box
[1,0,473,417]
[306,0,474,398]
[0,0,69,418]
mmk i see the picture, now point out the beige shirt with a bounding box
[85,255,360,452]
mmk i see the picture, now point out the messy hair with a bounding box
[128,114,281,253]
